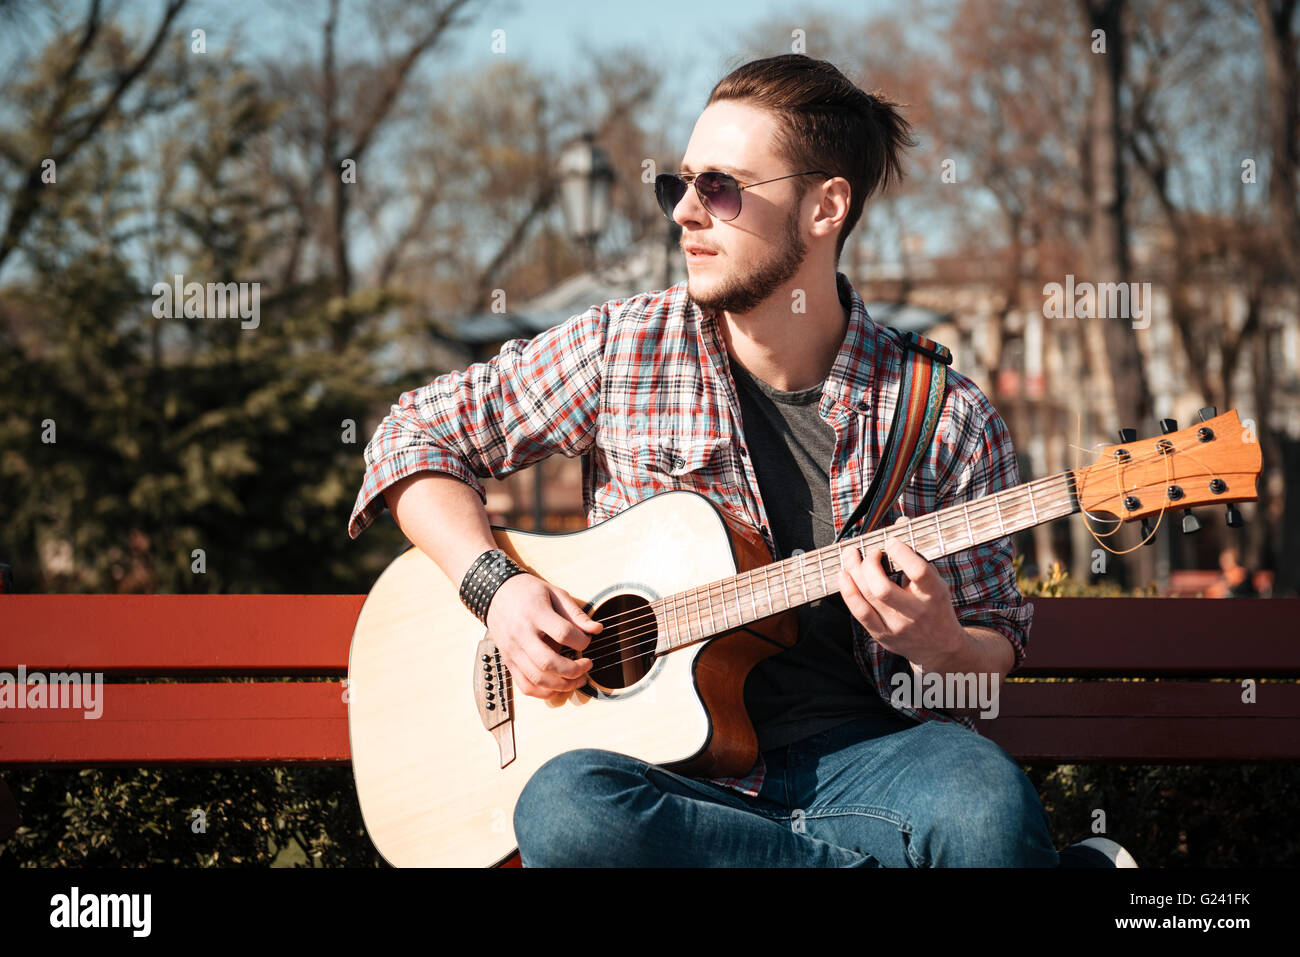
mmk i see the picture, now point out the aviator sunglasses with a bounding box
[654,168,829,222]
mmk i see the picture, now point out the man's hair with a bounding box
[706,54,916,263]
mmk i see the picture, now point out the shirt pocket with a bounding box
[639,436,729,485]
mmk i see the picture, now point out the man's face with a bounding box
[673,100,810,315]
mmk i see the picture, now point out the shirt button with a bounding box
[856,399,869,412]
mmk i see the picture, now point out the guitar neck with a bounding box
[655,471,1081,652]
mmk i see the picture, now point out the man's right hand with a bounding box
[484,574,604,700]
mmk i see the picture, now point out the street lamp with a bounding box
[557,131,615,271]
[525,132,615,533]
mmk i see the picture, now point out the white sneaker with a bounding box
[1074,836,1139,867]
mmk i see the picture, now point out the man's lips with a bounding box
[684,245,718,256]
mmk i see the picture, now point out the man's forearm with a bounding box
[929,624,1016,678]
[382,472,500,587]
[908,624,1016,718]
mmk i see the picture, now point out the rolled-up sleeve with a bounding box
[347,303,608,539]
[931,407,1034,670]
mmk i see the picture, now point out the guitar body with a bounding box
[347,490,797,868]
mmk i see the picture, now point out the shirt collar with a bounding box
[826,270,879,413]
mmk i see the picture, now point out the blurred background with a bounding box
[1,0,1296,598]
[1,0,1298,869]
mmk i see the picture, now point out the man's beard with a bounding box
[687,206,806,315]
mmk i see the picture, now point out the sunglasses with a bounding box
[654,169,829,222]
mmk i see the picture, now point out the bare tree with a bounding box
[0,0,188,276]
[1079,0,1153,434]
[1256,0,1300,273]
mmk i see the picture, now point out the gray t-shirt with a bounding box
[730,358,913,751]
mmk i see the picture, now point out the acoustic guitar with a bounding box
[346,409,1260,866]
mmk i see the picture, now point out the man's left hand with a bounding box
[837,521,967,672]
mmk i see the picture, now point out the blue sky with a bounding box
[226,0,904,146]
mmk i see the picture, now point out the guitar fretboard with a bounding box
[651,471,1079,651]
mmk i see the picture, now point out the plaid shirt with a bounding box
[349,271,1033,797]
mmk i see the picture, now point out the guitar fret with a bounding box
[993,496,1006,535]
[934,516,945,554]
[963,504,974,546]
[749,570,758,619]
[1027,484,1039,524]
[817,550,827,597]
[781,562,790,612]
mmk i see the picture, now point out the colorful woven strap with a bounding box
[835,329,951,542]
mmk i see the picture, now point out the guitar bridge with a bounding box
[473,638,515,768]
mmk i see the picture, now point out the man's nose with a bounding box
[673,181,710,228]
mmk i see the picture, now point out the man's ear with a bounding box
[809,181,849,242]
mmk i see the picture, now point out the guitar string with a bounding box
[551,436,1226,673]
[509,434,1231,673]
[570,433,1193,645]
[519,468,1073,672]
[562,470,1080,673]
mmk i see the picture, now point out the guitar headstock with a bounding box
[1073,410,1261,525]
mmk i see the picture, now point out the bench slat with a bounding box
[4,596,1299,676]
[986,717,1300,762]
[1016,598,1300,676]
[2,681,1296,765]
[1,595,364,674]
[0,682,348,763]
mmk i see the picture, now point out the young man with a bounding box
[348,54,1135,867]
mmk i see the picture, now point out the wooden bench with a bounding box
[3,595,1298,858]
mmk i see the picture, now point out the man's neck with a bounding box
[716,274,849,393]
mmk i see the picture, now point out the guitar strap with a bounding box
[834,328,952,543]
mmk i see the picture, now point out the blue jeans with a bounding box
[514,714,1074,867]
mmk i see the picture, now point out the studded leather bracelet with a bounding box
[458,548,527,624]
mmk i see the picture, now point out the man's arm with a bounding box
[381,472,604,700]
[350,304,612,698]
[382,472,502,594]
[347,302,608,540]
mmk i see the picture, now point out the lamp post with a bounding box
[557,131,615,272]
[523,132,616,533]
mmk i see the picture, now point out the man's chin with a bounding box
[686,280,723,314]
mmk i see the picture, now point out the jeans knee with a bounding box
[906,737,1056,867]
[513,749,641,866]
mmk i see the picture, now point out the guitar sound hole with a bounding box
[582,594,658,691]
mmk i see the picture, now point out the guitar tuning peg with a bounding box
[1197,406,1218,422]
[1181,511,1201,534]
[1225,504,1244,528]
[1159,418,1178,434]
[1140,517,1157,544]
[1118,428,1138,443]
